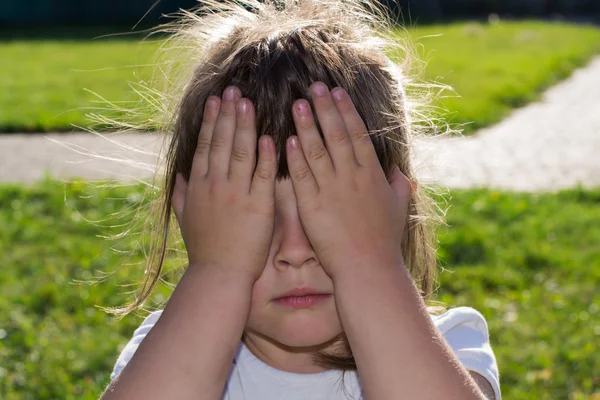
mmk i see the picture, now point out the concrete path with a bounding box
[2,56,600,192]
[0,131,165,185]
[412,56,600,192]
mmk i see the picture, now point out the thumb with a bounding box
[387,165,414,204]
[172,173,187,228]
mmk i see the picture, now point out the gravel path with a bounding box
[2,56,600,192]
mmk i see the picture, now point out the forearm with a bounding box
[333,264,485,400]
[102,265,254,400]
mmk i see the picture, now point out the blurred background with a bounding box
[1,1,599,399]
[2,0,600,25]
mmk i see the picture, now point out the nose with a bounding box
[272,215,319,271]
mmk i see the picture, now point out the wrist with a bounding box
[186,262,258,290]
[328,257,407,281]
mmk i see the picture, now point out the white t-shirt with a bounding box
[110,306,501,399]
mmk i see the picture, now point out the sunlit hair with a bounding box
[100,0,450,376]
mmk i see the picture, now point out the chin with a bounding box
[276,318,342,348]
[247,306,343,349]
[266,312,343,348]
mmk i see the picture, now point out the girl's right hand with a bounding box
[171,86,277,282]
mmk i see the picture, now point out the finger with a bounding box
[292,99,334,184]
[388,165,418,195]
[229,98,257,189]
[388,165,412,206]
[330,87,378,168]
[208,86,242,177]
[286,135,319,199]
[172,172,188,228]
[250,135,277,197]
[190,96,220,177]
[310,82,357,172]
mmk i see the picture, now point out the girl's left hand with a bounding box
[286,82,413,278]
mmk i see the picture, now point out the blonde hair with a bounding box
[102,0,447,373]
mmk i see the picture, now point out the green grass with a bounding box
[0,39,158,132]
[1,21,600,133]
[400,21,600,132]
[1,178,599,399]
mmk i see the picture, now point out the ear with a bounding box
[172,173,188,229]
[387,165,415,203]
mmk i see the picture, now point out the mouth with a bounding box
[274,287,330,299]
[273,287,332,308]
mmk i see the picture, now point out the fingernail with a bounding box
[224,86,237,101]
[206,97,219,109]
[260,135,271,149]
[295,100,310,116]
[332,88,347,101]
[311,82,327,97]
[236,98,248,113]
[289,136,299,149]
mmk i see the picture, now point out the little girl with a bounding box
[101,0,501,398]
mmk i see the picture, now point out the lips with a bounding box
[274,287,330,299]
[273,294,331,308]
[272,287,333,309]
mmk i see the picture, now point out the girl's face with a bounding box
[243,178,344,371]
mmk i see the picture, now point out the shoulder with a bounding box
[432,306,489,337]
[109,310,164,382]
[432,307,501,400]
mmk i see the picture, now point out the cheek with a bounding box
[247,236,282,307]
[245,270,277,333]
[250,273,274,306]
[247,263,278,316]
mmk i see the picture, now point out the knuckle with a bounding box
[231,145,250,163]
[349,128,367,142]
[195,137,211,153]
[218,106,235,117]
[307,143,328,161]
[294,165,312,181]
[225,192,239,206]
[208,177,225,192]
[297,116,316,130]
[210,136,227,150]
[321,100,336,113]
[254,165,273,181]
[331,128,349,142]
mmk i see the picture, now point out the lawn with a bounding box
[400,21,600,131]
[0,178,598,399]
[0,39,157,133]
[1,20,600,133]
